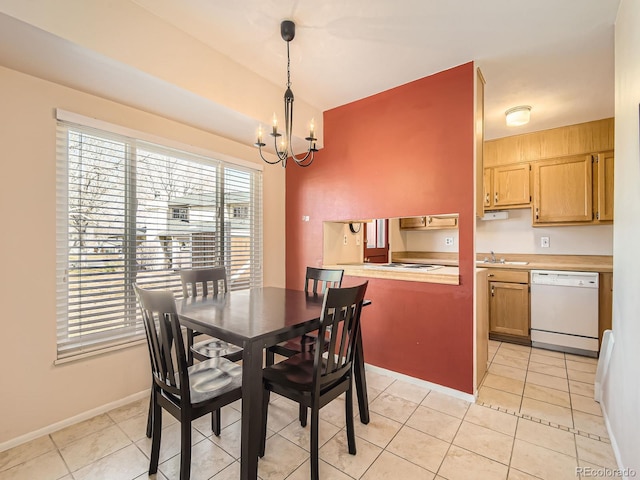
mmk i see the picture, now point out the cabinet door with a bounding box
[493,164,530,207]
[426,215,458,228]
[533,155,593,223]
[489,281,530,337]
[399,217,426,229]
[596,151,614,221]
[483,168,492,208]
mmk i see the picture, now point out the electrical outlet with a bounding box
[541,236,550,248]
[445,237,454,246]
[343,235,348,246]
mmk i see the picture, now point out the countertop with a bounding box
[322,263,460,285]
[324,253,611,286]
[393,252,613,273]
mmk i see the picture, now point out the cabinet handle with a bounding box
[485,193,489,203]
[427,217,432,225]
[488,274,494,277]
[491,285,495,296]
[494,192,498,203]
[535,207,539,220]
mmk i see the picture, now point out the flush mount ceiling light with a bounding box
[255,20,317,168]
[505,105,532,127]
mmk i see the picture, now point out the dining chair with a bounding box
[179,266,243,365]
[134,284,242,480]
[265,267,344,426]
[266,267,344,365]
[259,282,368,480]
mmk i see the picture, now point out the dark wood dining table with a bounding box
[176,286,370,480]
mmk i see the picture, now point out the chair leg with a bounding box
[211,408,221,436]
[259,389,270,458]
[310,405,320,480]
[345,383,356,455]
[149,396,162,474]
[299,404,307,427]
[180,416,192,480]
[145,387,153,438]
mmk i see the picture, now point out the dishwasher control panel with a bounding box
[531,270,598,288]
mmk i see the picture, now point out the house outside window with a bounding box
[56,115,263,360]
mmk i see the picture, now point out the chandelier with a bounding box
[255,20,317,167]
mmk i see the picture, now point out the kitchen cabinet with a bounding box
[532,152,613,225]
[488,269,530,344]
[399,214,458,230]
[484,163,531,210]
[484,118,614,167]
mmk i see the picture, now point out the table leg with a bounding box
[240,341,264,480]
[354,331,370,424]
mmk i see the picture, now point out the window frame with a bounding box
[55,110,263,361]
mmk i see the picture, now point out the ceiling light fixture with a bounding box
[255,20,317,167]
[505,105,532,127]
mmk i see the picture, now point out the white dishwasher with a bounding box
[530,270,599,357]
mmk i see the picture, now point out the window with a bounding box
[232,206,249,219]
[171,206,189,222]
[56,113,263,360]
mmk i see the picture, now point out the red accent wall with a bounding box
[286,63,476,393]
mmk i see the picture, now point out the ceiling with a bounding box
[0,0,620,144]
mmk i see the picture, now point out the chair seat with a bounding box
[191,338,243,360]
[163,357,242,405]
[263,352,333,392]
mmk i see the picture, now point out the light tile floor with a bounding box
[0,342,618,480]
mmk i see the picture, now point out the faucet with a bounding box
[490,250,497,263]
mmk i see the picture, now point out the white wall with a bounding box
[0,65,286,445]
[476,209,613,255]
[602,0,640,472]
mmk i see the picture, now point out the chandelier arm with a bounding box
[257,144,284,165]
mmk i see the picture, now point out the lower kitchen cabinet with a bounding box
[488,269,531,345]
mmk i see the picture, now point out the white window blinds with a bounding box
[56,118,263,359]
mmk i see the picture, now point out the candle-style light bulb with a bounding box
[257,125,263,144]
[309,118,315,139]
[272,113,278,135]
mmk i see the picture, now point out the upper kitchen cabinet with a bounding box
[533,155,593,224]
[484,163,531,210]
[532,151,614,225]
[484,118,614,167]
[399,214,458,230]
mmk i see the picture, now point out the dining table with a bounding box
[176,286,370,480]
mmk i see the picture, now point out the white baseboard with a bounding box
[600,397,628,477]
[0,390,149,453]
[365,363,476,403]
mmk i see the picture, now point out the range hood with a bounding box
[481,211,509,221]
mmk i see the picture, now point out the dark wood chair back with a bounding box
[305,267,344,295]
[313,282,367,390]
[179,266,227,298]
[134,285,190,403]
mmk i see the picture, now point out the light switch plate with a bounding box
[541,236,550,248]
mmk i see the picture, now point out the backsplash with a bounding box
[475,209,613,255]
